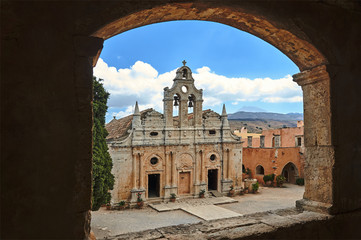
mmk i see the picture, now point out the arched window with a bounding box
[256,165,265,175]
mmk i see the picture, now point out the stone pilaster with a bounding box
[132,152,137,190]
[179,99,188,128]
[171,152,176,187]
[138,153,144,190]
[227,149,231,180]
[293,65,335,213]
[163,94,173,127]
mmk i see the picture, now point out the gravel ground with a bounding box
[91,184,304,239]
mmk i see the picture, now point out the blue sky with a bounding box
[93,20,302,123]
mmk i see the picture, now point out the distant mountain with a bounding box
[228,111,303,121]
[238,106,267,112]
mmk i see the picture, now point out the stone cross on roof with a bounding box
[182,60,187,66]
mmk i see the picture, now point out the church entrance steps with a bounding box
[208,190,223,197]
[149,196,237,212]
[182,205,242,221]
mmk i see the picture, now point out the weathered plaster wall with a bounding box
[243,147,304,184]
[1,1,360,239]
[261,127,304,148]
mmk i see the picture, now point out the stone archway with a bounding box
[83,2,333,213]
[69,2,340,238]
[282,162,299,184]
[3,1,361,239]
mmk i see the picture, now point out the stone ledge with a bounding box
[107,208,331,240]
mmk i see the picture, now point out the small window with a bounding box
[297,137,302,146]
[181,85,188,93]
[260,136,265,148]
[247,136,252,147]
[210,154,216,161]
[150,157,158,165]
[150,132,158,136]
[256,165,264,175]
[242,164,246,173]
[209,130,216,135]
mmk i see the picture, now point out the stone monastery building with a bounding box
[235,122,305,185]
[106,62,243,203]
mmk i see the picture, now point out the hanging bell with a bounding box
[188,101,193,107]
[174,100,179,106]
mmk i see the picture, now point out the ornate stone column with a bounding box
[293,65,335,213]
[132,152,137,190]
[164,151,172,199]
[171,152,176,187]
[200,150,204,183]
[165,152,170,186]
[227,149,231,180]
[139,153,144,190]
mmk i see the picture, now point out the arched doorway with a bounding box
[282,162,299,184]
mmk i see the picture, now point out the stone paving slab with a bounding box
[149,197,237,212]
[182,205,242,221]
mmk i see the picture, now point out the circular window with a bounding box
[210,154,216,161]
[150,157,158,165]
[181,85,188,93]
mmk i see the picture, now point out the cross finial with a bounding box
[182,60,187,66]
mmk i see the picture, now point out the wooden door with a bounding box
[179,172,190,194]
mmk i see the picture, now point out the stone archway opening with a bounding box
[282,162,299,184]
[86,2,334,234]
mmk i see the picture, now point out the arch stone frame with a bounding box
[256,165,265,175]
[3,1,361,239]
[87,2,334,213]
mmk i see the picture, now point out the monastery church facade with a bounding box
[106,62,243,203]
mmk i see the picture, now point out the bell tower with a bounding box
[163,61,203,128]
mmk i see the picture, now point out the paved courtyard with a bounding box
[91,184,304,239]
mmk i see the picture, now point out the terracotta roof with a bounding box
[106,109,218,141]
[105,108,153,141]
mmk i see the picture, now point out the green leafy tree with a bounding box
[92,77,114,210]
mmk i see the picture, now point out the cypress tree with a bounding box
[92,77,114,210]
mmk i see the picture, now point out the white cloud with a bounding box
[94,59,302,114]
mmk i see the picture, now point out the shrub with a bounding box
[296,178,304,186]
[170,193,176,199]
[263,174,275,183]
[245,168,252,176]
[263,175,271,183]
[252,182,259,192]
[276,175,286,186]
[118,200,125,206]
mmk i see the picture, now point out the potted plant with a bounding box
[276,175,286,187]
[106,202,111,210]
[199,189,206,198]
[170,193,176,202]
[136,192,144,208]
[252,182,259,193]
[117,200,126,210]
[229,185,235,197]
[244,187,249,194]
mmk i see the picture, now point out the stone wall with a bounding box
[2,1,361,239]
[243,147,304,184]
